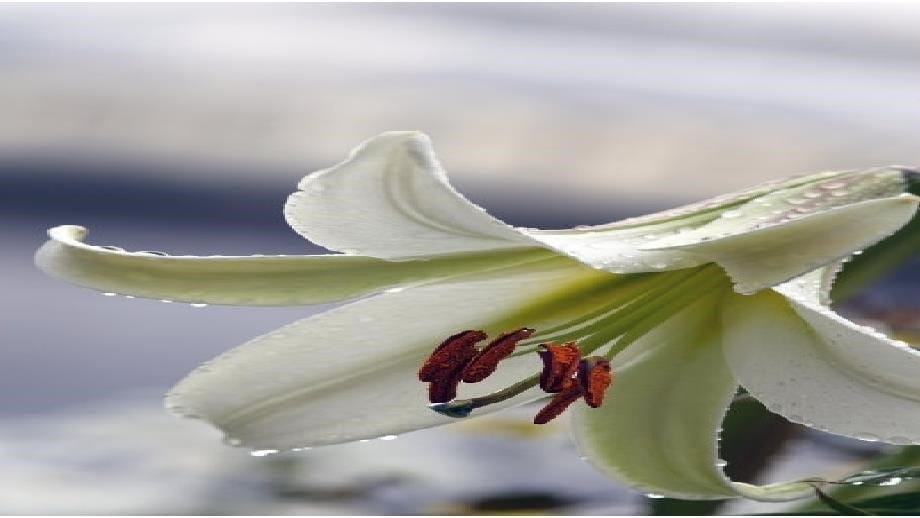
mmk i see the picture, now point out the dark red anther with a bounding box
[578,357,612,408]
[461,327,535,383]
[537,341,581,393]
[428,369,467,403]
[533,378,584,425]
[418,330,486,382]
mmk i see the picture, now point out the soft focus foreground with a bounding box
[5,4,920,515]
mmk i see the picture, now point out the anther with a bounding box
[462,327,535,383]
[578,357,612,408]
[538,341,581,393]
[428,369,468,404]
[418,330,486,382]
[533,378,584,425]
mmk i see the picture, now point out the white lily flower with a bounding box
[36,132,920,501]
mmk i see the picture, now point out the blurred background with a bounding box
[3,3,920,514]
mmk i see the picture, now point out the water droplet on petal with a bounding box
[190,303,208,308]
[646,493,665,499]
[160,299,174,304]
[250,449,279,457]
[379,435,398,441]
[384,287,405,294]
[102,292,117,297]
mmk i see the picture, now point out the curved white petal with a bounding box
[284,131,534,258]
[166,257,630,450]
[723,290,920,447]
[571,291,818,502]
[647,194,919,294]
[285,133,916,294]
[37,225,553,306]
[571,296,738,500]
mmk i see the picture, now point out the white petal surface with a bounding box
[166,256,626,450]
[647,194,919,294]
[36,225,553,306]
[284,131,533,258]
[571,295,738,500]
[723,290,920,446]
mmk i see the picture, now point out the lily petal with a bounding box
[572,291,816,502]
[36,225,554,306]
[571,294,738,500]
[166,256,629,450]
[647,193,919,294]
[284,131,534,259]
[722,290,920,447]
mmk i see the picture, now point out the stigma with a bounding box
[420,328,613,424]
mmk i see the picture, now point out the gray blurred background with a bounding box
[3,3,920,514]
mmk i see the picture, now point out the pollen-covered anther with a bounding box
[538,341,582,393]
[533,378,584,425]
[419,330,485,404]
[418,330,486,382]
[578,356,613,408]
[461,327,535,383]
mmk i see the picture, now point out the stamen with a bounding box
[428,369,467,404]
[461,327,535,383]
[578,357,612,408]
[533,378,584,425]
[418,330,486,382]
[538,341,581,392]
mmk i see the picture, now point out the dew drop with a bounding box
[379,435,398,441]
[646,493,665,499]
[359,439,371,443]
[384,287,405,294]
[715,459,728,468]
[190,303,208,308]
[102,292,117,297]
[125,295,136,299]
[852,250,863,256]
[291,446,313,452]
[879,476,903,486]
[250,449,279,457]
[854,432,880,442]
[160,299,174,304]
